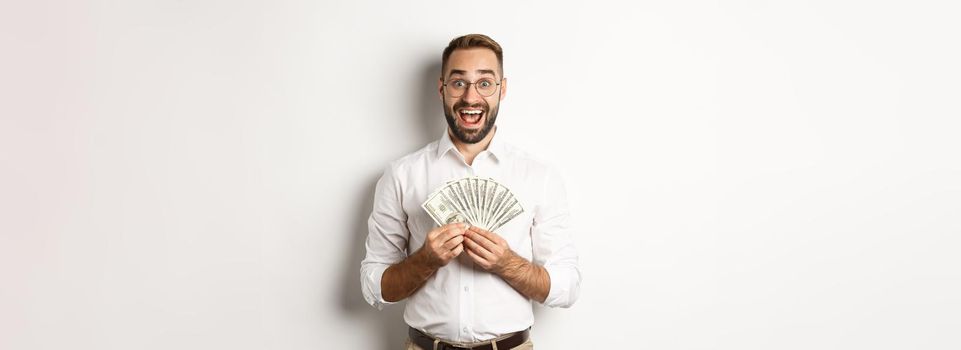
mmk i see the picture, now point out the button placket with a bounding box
[459,267,475,340]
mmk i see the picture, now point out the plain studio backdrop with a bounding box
[1,1,959,349]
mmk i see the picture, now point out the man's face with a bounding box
[439,48,507,144]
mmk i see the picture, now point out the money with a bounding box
[422,176,524,231]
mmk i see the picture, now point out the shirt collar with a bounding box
[435,127,508,162]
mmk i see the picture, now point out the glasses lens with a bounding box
[476,79,497,96]
[446,79,466,97]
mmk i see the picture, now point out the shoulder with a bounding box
[501,142,564,181]
[381,139,439,178]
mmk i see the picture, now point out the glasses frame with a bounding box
[442,77,503,98]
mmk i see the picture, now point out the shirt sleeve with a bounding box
[531,166,582,308]
[360,163,410,310]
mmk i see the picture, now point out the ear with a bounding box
[499,77,507,101]
[438,77,445,99]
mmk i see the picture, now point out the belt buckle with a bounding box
[440,344,471,350]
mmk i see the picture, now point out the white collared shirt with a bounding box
[360,127,582,343]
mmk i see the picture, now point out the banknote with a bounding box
[421,176,524,231]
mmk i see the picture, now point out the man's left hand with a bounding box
[464,225,551,303]
[463,226,521,275]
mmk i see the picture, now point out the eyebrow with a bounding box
[448,69,498,78]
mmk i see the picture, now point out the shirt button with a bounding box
[464,286,469,292]
[463,327,469,333]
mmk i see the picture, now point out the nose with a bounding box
[461,82,484,103]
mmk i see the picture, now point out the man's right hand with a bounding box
[381,222,468,302]
[418,223,467,269]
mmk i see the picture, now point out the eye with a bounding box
[452,80,467,88]
[479,80,493,88]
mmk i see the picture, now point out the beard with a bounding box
[443,98,499,144]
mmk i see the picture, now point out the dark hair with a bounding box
[441,34,504,78]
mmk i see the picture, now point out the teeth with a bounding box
[460,110,482,115]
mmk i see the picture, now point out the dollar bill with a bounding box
[422,176,524,232]
[422,188,466,226]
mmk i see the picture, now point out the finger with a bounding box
[438,223,462,235]
[465,248,488,266]
[427,226,442,240]
[466,229,500,253]
[442,235,464,251]
[473,226,504,243]
[467,225,487,235]
[441,223,468,239]
[430,223,458,240]
[464,235,495,260]
[441,222,466,231]
[450,244,464,257]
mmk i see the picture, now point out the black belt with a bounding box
[408,327,530,350]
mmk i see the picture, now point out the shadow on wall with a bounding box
[338,59,445,350]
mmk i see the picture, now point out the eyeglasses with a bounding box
[443,78,502,98]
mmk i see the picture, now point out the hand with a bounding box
[463,226,551,303]
[463,226,518,275]
[418,223,467,269]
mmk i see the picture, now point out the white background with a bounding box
[2,1,959,349]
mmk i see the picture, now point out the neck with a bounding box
[450,126,497,166]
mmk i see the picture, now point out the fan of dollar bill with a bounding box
[422,176,524,232]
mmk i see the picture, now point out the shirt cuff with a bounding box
[362,263,400,310]
[541,264,581,308]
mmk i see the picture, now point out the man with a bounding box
[361,34,581,350]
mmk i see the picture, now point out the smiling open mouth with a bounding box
[457,108,485,128]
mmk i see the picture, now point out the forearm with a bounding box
[497,252,551,303]
[381,250,438,302]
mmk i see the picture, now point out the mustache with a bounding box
[452,101,488,111]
